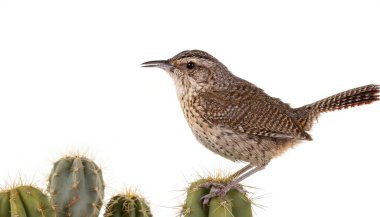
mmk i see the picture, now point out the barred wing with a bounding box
[193,86,311,140]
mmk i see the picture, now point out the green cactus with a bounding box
[0,185,55,217]
[47,155,105,217]
[104,190,152,217]
[181,178,253,217]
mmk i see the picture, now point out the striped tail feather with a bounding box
[295,84,379,130]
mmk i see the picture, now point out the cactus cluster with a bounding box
[47,155,105,217]
[0,185,55,217]
[1,153,256,217]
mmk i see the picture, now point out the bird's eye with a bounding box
[186,62,195,69]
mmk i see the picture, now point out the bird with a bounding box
[142,50,379,204]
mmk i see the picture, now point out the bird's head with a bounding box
[142,50,231,95]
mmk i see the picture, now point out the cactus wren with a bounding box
[142,50,379,203]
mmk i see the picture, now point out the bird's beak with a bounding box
[141,60,173,71]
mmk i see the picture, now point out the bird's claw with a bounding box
[198,182,225,189]
[198,182,246,207]
[200,193,218,207]
[200,185,225,207]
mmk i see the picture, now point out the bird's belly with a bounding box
[188,120,282,166]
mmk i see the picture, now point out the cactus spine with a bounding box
[104,191,152,217]
[181,178,253,217]
[47,155,105,217]
[0,185,55,217]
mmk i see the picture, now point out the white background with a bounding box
[1,1,379,216]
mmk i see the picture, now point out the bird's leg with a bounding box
[226,165,266,190]
[201,165,266,206]
[198,164,252,201]
[229,164,253,179]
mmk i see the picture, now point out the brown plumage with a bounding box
[295,84,380,130]
[142,50,379,196]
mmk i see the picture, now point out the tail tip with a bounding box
[374,84,380,101]
[302,132,313,141]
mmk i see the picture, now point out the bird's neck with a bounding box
[172,76,205,101]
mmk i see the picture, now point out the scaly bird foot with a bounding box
[198,182,245,207]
